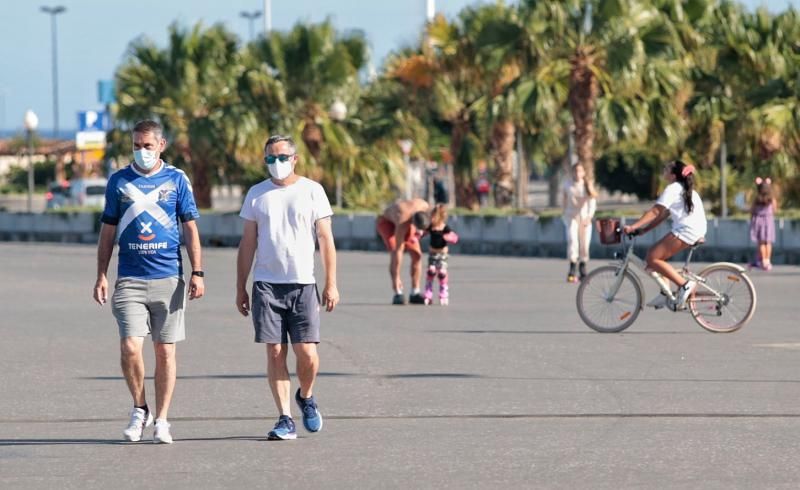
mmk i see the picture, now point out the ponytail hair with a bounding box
[669,160,695,214]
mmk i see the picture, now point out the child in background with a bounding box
[562,163,597,282]
[749,177,778,271]
[424,204,459,306]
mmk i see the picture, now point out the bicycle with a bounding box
[576,219,757,333]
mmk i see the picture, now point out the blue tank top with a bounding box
[101,163,200,279]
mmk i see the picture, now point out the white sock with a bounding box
[411,288,420,295]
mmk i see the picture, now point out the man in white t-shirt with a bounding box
[236,135,339,441]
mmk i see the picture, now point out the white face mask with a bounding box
[267,161,294,180]
[133,149,159,170]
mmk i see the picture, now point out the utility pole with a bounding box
[720,140,728,218]
[40,5,67,138]
[264,0,272,34]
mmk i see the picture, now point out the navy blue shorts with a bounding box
[251,282,320,344]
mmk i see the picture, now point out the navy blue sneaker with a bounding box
[267,415,297,440]
[295,389,323,432]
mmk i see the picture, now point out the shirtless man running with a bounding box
[376,198,430,304]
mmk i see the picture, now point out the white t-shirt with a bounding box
[239,177,333,284]
[562,179,597,220]
[656,182,707,243]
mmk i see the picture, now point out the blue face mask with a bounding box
[134,149,158,170]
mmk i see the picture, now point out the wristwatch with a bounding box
[191,270,205,277]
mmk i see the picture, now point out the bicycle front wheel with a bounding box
[688,264,757,333]
[576,265,643,333]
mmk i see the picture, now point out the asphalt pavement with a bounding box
[1,243,798,489]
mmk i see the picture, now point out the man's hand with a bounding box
[322,283,339,312]
[93,276,108,306]
[236,288,251,317]
[622,225,635,235]
[188,276,205,300]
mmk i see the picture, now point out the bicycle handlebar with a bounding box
[616,227,640,239]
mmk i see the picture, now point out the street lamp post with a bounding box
[40,5,66,138]
[240,10,262,41]
[23,110,39,213]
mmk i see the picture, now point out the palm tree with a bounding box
[411,11,494,208]
[685,3,799,205]
[246,20,368,181]
[539,0,693,183]
[116,23,259,208]
[739,7,800,203]
[474,0,571,207]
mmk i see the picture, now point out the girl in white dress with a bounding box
[562,163,597,282]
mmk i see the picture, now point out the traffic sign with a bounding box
[98,80,116,105]
[77,110,110,132]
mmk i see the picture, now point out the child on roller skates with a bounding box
[423,204,459,305]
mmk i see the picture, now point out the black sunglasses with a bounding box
[264,154,295,164]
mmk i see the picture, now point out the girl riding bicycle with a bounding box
[622,160,707,308]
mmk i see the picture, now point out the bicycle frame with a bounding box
[606,235,746,310]
[606,235,693,303]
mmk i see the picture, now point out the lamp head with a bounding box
[23,110,39,131]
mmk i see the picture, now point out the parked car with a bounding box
[68,178,107,208]
[45,181,71,210]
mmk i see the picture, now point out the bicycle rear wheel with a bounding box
[688,264,757,333]
[576,265,643,333]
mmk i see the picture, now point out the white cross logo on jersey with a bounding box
[138,221,155,241]
[117,180,176,241]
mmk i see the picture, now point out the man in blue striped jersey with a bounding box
[93,120,204,444]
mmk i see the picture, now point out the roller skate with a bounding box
[566,262,578,283]
[423,286,434,305]
[578,262,587,281]
[439,285,449,306]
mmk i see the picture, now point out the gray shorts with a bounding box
[251,282,320,344]
[111,276,186,343]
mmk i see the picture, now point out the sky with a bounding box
[0,0,796,135]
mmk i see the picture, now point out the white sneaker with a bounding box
[153,419,173,444]
[646,293,669,309]
[123,407,153,442]
[675,280,697,309]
